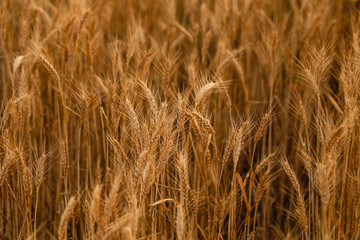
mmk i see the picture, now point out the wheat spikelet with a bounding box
[0,154,15,186]
[59,139,67,170]
[176,95,187,134]
[254,173,268,206]
[229,51,248,100]
[282,159,308,232]
[201,30,212,65]
[254,113,270,145]
[134,149,149,191]
[124,98,140,134]
[189,114,202,139]
[103,212,137,240]
[138,47,155,78]
[190,111,215,135]
[35,153,46,193]
[177,153,189,203]
[58,197,77,240]
[156,130,173,177]
[176,204,185,240]
[254,153,276,176]
[126,29,139,67]
[23,166,33,198]
[233,121,248,169]
[75,9,90,49]
[140,158,155,200]
[282,160,301,196]
[86,39,93,70]
[34,45,60,82]
[13,55,25,77]
[82,199,94,239]
[222,127,236,163]
[216,76,232,109]
[91,185,104,235]
[315,159,336,207]
[195,82,217,108]
[104,174,122,224]
[133,77,158,117]
[349,174,360,207]
[325,125,345,154]
[298,147,313,175]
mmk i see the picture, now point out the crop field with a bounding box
[0,0,359,239]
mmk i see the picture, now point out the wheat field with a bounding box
[1,0,360,239]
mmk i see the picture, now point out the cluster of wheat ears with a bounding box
[1,0,360,239]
